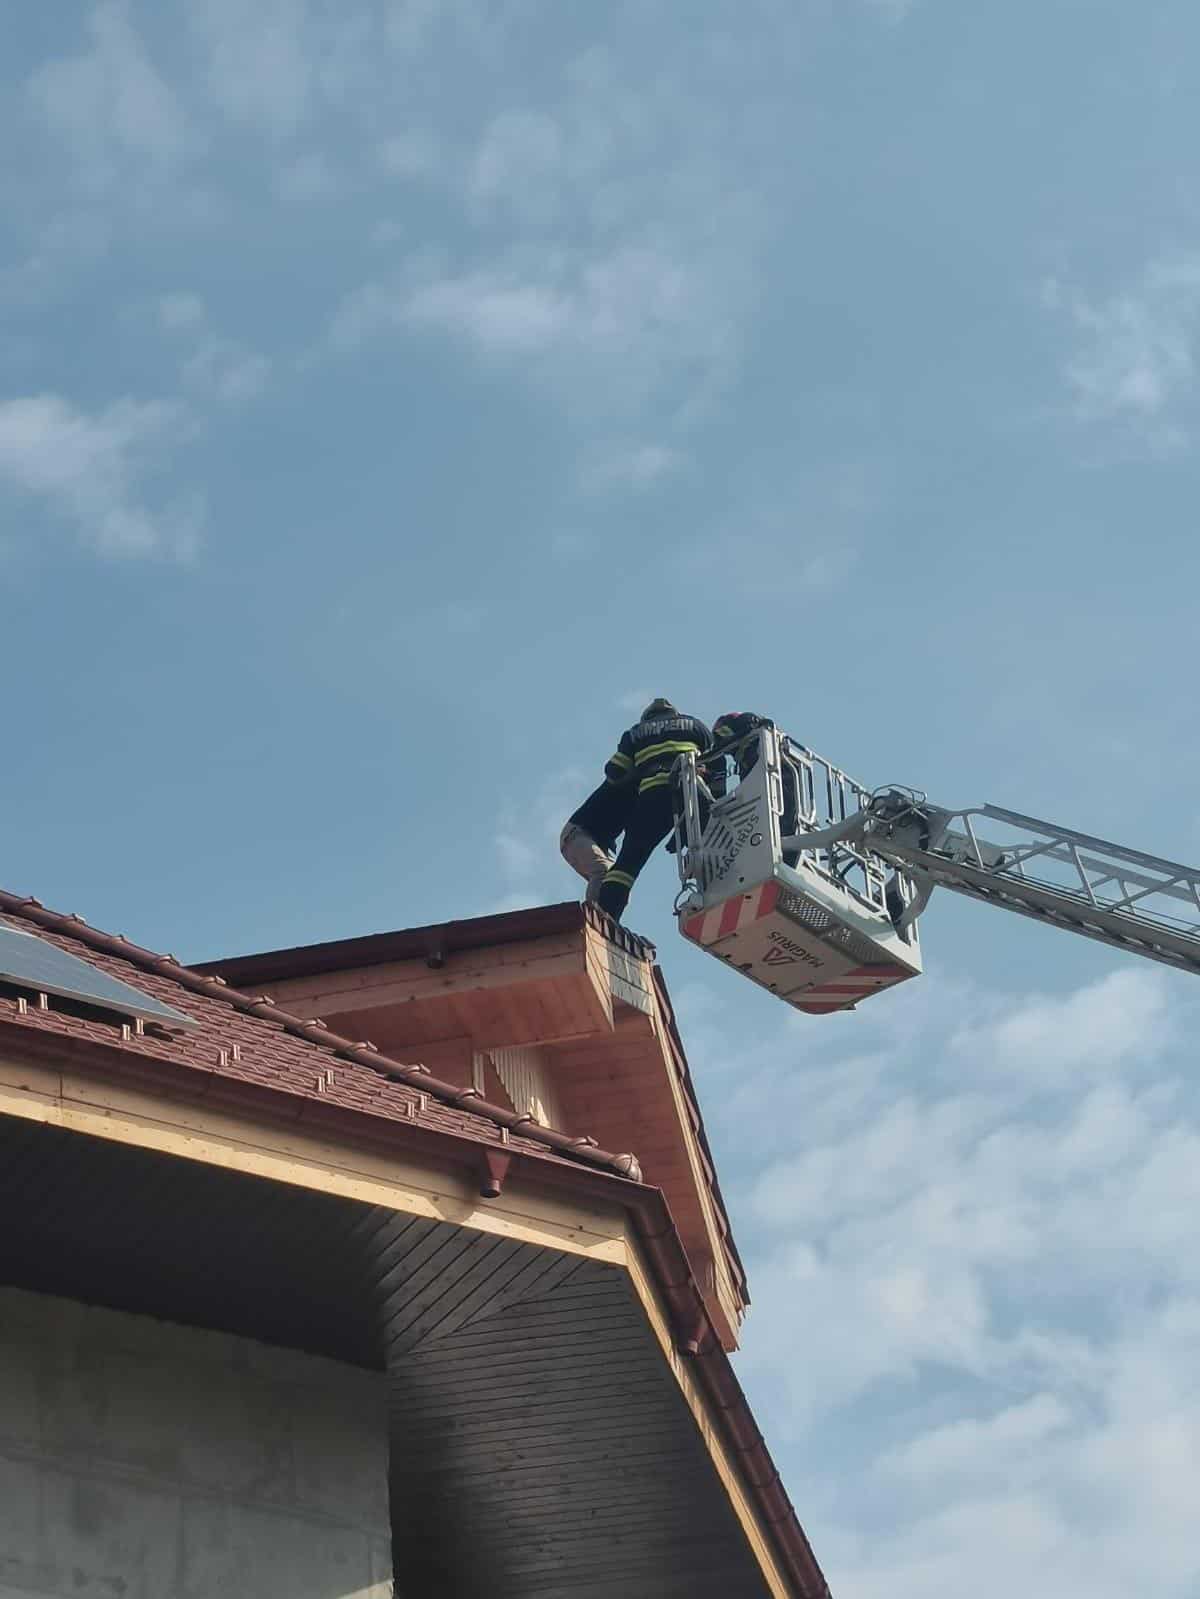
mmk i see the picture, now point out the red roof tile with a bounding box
[0,892,640,1180]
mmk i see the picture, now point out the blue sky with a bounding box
[4,3,1200,1593]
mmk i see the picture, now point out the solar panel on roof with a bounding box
[0,923,198,1030]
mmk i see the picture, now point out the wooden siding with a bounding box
[258,932,613,1050]
[357,1203,780,1598]
[483,1044,564,1130]
[551,1008,744,1348]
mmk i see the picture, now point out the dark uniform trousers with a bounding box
[593,710,712,922]
[594,785,679,922]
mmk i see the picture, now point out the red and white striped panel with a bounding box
[682,881,779,947]
[792,965,911,1014]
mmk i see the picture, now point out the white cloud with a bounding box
[828,1312,1200,1598]
[877,1392,1073,1482]
[470,110,564,224]
[495,833,538,879]
[582,443,683,492]
[278,152,339,202]
[704,960,1200,1598]
[378,132,440,180]
[0,392,200,558]
[950,966,1172,1083]
[1047,257,1200,449]
[153,296,270,404]
[0,212,112,309]
[327,17,782,438]
[189,0,376,139]
[403,268,573,353]
[493,762,596,904]
[158,292,205,331]
[29,2,193,182]
[190,0,314,138]
[182,339,271,404]
[334,243,733,427]
[26,1,782,447]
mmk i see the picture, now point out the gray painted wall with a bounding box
[0,1286,391,1598]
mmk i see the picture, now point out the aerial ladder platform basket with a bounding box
[673,728,923,1014]
[673,724,1200,1015]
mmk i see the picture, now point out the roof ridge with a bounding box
[0,891,642,1184]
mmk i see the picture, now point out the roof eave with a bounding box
[193,900,655,987]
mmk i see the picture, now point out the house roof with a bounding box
[0,887,829,1599]
[196,899,750,1302]
[0,890,641,1180]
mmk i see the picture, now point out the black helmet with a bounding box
[641,697,678,720]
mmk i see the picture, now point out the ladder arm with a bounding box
[683,724,1200,980]
[832,793,1200,977]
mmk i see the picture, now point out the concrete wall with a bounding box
[0,1286,391,1599]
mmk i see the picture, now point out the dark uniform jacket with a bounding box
[713,711,770,777]
[713,713,801,854]
[604,712,712,795]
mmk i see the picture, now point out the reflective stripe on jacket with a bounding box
[604,713,712,794]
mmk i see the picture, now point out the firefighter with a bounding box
[594,699,712,922]
[712,711,769,776]
[713,711,802,866]
[559,779,636,903]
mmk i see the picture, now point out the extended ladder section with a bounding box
[858,793,1200,977]
[672,728,924,1014]
[673,725,1200,1013]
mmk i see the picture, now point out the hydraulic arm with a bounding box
[820,789,1200,978]
[673,726,1200,1013]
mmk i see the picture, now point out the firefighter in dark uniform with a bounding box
[713,711,802,866]
[595,698,712,922]
[560,779,636,902]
